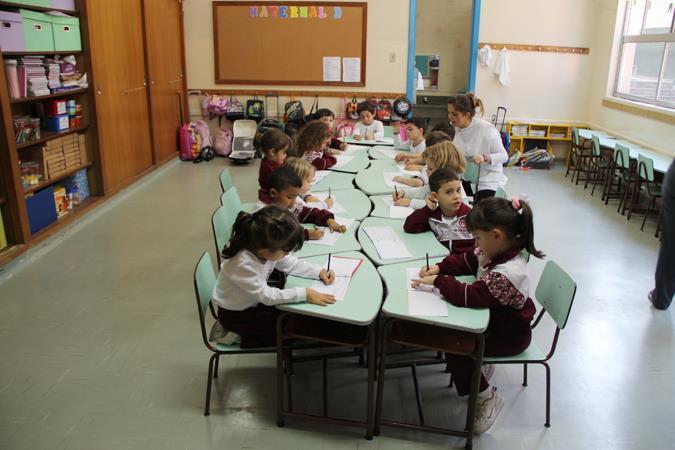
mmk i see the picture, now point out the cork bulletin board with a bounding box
[213,2,367,86]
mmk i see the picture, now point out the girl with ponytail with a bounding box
[411,196,543,433]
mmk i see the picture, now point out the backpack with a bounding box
[284,96,305,124]
[246,96,264,122]
[303,97,319,123]
[336,122,354,139]
[190,120,212,148]
[225,96,245,121]
[346,96,359,120]
[213,127,233,156]
[207,95,228,116]
[179,123,202,161]
[393,96,412,120]
[376,99,392,121]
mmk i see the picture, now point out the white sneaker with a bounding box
[217,331,241,345]
[482,364,495,383]
[473,386,503,434]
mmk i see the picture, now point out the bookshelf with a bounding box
[507,121,574,155]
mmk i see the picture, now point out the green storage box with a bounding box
[50,15,80,51]
[20,10,54,52]
[16,0,52,7]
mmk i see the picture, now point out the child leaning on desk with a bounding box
[284,157,335,210]
[392,130,455,189]
[258,128,292,201]
[403,168,474,256]
[297,120,337,170]
[412,196,544,433]
[212,206,336,348]
[352,101,384,141]
[393,117,427,172]
[255,167,347,241]
[314,108,348,152]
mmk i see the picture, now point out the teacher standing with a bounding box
[448,94,508,203]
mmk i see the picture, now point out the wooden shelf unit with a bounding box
[16,124,88,149]
[9,87,88,104]
[0,0,79,15]
[23,162,93,195]
[507,121,574,155]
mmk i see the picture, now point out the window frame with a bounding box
[613,0,675,109]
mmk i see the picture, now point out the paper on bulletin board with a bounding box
[323,56,341,82]
[343,57,361,82]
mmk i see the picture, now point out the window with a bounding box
[614,0,675,108]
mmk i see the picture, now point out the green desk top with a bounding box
[354,160,404,196]
[311,171,355,192]
[369,194,413,219]
[378,258,489,332]
[343,136,394,146]
[636,148,673,174]
[293,221,361,258]
[578,129,612,140]
[368,146,405,160]
[316,188,372,220]
[281,251,383,326]
[357,217,448,266]
[330,149,371,174]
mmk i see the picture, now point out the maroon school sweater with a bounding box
[258,159,281,201]
[403,203,474,255]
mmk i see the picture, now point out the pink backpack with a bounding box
[179,123,202,161]
[208,95,228,116]
[191,120,212,148]
[213,127,233,156]
[335,96,355,138]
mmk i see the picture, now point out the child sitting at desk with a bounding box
[284,156,334,210]
[392,130,454,188]
[315,108,347,152]
[213,205,337,348]
[256,166,346,240]
[412,196,544,433]
[393,117,426,172]
[352,101,384,141]
[297,120,337,170]
[258,128,292,200]
[403,168,473,255]
[393,140,466,208]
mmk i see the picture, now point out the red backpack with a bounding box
[377,99,392,121]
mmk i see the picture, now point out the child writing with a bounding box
[258,128,292,200]
[403,168,474,255]
[284,157,334,209]
[393,117,426,171]
[314,108,347,151]
[213,205,337,348]
[297,120,337,170]
[352,101,384,141]
[256,166,346,240]
[392,130,454,189]
[411,197,544,433]
[393,140,466,209]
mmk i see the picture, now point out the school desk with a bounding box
[375,258,488,447]
[311,171,356,192]
[293,221,361,258]
[354,160,407,196]
[578,129,612,140]
[342,136,395,146]
[278,251,383,439]
[368,194,413,219]
[357,217,447,266]
[330,148,371,174]
[595,137,673,174]
[309,188,372,220]
[368,145,405,160]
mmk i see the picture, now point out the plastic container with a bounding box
[50,15,80,51]
[4,60,20,99]
[46,99,67,116]
[17,0,52,7]
[0,11,26,52]
[51,0,76,11]
[229,119,257,162]
[25,186,57,235]
[20,10,54,52]
[47,114,69,132]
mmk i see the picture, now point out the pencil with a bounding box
[327,252,332,273]
[395,185,398,198]
[328,187,331,199]
[426,253,429,272]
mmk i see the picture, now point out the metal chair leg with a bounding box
[522,363,528,387]
[410,364,425,426]
[322,357,328,417]
[285,354,293,413]
[213,354,220,378]
[543,362,551,427]
[641,197,655,231]
[204,353,217,416]
[374,322,390,436]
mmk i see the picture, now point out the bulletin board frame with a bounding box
[212,1,368,86]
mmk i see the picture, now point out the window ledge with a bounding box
[602,96,675,124]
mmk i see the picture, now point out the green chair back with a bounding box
[464,161,480,185]
[571,127,580,146]
[495,187,508,199]
[637,154,655,182]
[534,260,577,330]
[614,144,630,170]
[591,135,601,157]
[221,187,243,211]
[219,168,234,193]
[383,125,394,138]
[194,252,217,330]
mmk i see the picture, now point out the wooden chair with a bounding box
[568,128,592,184]
[583,135,610,195]
[627,155,662,231]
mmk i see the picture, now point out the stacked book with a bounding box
[16,56,50,97]
[45,60,61,92]
[58,55,87,91]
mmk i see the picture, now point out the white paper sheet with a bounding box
[334,155,355,168]
[383,172,412,188]
[322,56,341,82]
[363,226,412,259]
[312,170,331,185]
[323,255,363,277]
[382,197,414,218]
[311,276,351,301]
[375,147,398,158]
[306,227,342,246]
[310,192,347,214]
[343,57,361,83]
[406,268,448,316]
[344,144,369,153]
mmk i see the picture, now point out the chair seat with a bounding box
[639,185,662,196]
[598,160,609,168]
[483,341,546,363]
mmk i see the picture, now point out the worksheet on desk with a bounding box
[383,172,412,189]
[382,197,415,218]
[312,170,331,185]
[321,255,363,277]
[310,276,351,301]
[305,218,355,246]
[406,268,448,316]
[362,226,412,259]
[334,154,355,168]
[310,192,347,214]
[343,144,369,154]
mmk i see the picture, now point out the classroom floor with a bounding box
[0,158,673,450]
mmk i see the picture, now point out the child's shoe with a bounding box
[473,385,503,434]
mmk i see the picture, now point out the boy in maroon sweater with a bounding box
[412,196,545,433]
[258,129,291,201]
[404,168,474,255]
[255,167,346,241]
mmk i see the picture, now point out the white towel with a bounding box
[494,48,510,86]
[478,45,492,67]
[415,68,424,90]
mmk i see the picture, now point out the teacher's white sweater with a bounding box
[453,118,508,191]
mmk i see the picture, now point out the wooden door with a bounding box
[86,0,153,193]
[143,0,187,165]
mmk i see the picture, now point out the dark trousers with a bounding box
[474,190,496,204]
[654,160,675,309]
[445,331,531,396]
[218,304,280,348]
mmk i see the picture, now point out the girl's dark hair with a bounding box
[447,93,484,118]
[425,130,453,146]
[222,206,305,259]
[429,167,460,193]
[314,108,335,119]
[405,117,426,130]
[430,122,456,140]
[296,120,330,156]
[356,101,376,115]
[465,197,544,259]
[261,128,292,154]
